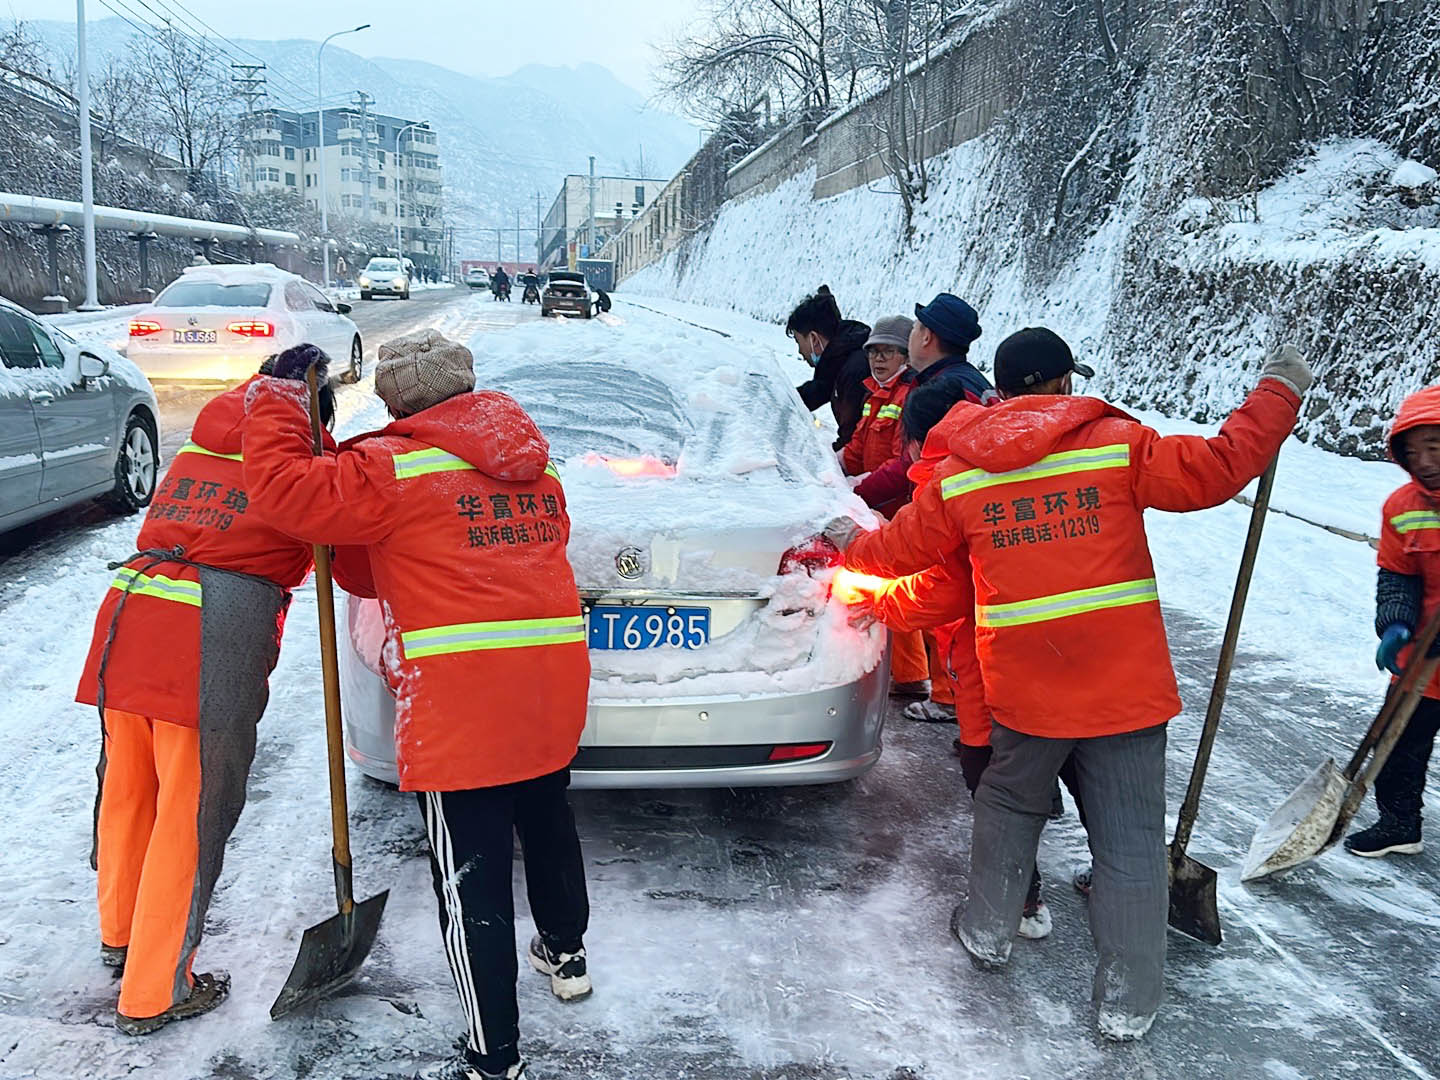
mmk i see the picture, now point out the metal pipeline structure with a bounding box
[0,191,302,246]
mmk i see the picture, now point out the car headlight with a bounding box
[359,277,370,286]
[395,277,408,288]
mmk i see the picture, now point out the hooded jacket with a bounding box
[1377,385,1440,699]
[76,378,316,726]
[243,380,589,791]
[796,319,872,449]
[845,379,1300,739]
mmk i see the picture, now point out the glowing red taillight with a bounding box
[779,535,842,576]
[225,320,275,338]
[768,742,832,762]
[128,319,162,336]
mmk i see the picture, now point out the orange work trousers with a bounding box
[891,629,929,684]
[928,621,993,746]
[96,709,201,1020]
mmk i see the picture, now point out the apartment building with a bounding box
[243,106,445,270]
[540,173,668,269]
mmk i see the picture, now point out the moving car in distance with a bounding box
[359,257,410,301]
[339,323,890,788]
[126,264,363,384]
[0,296,160,533]
[464,266,490,290]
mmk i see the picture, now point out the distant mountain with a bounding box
[23,18,698,260]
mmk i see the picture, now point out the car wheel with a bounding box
[361,291,372,301]
[108,412,157,513]
[402,290,410,300]
[348,336,363,383]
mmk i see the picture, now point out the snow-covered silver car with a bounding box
[0,297,160,533]
[339,320,890,788]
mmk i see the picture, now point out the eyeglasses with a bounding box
[868,347,906,361]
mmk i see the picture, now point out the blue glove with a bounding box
[1376,623,1412,677]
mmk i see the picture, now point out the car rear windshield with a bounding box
[155,282,272,307]
[367,260,401,271]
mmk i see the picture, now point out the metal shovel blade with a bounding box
[1167,846,1221,945]
[1240,758,1349,882]
[269,890,389,1020]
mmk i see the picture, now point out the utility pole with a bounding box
[353,90,374,220]
[317,24,369,288]
[231,63,267,196]
[534,190,543,267]
[586,155,597,257]
[75,0,99,309]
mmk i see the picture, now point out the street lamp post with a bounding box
[76,0,99,309]
[393,120,427,262]
[316,23,369,289]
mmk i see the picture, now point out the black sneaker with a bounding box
[528,935,591,1001]
[115,970,229,1035]
[417,1055,528,1080]
[1345,814,1423,858]
[100,944,127,969]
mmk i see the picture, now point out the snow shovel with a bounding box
[1241,606,1440,882]
[1167,458,1278,945]
[270,366,389,1020]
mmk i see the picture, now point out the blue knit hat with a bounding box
[914,293,982,350]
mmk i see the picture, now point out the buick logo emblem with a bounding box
[615,546,646,579]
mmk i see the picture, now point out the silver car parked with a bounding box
[0,298,160,532]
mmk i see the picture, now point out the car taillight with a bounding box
[768,742,831,762]
[128,319,162,336]
[226,320,275,337]
[779,535,842,576]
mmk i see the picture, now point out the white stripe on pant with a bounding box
[424,790,488,1055]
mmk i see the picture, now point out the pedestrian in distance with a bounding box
[834,326,1313,1041]
[1347,384,1440,858]
[243,333,592,1080]
[74,359,336,1035]
[788,285,872,450]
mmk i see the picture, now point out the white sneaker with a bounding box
[1017,899,1053,940]
[528,935,592,1002]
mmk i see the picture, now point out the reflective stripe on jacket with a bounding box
[843,373,914,488]
[844,380,1301,739]
[242,380,589,791]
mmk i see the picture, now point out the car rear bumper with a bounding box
[339,632,891,789]
[125,344,272,382]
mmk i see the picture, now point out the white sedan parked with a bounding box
[126,264,362,384]
[339,313,891,789]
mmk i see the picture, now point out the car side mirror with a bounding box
[335,302,353,315]
[79,352,110,380]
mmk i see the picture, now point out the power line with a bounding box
[145,0,325,105]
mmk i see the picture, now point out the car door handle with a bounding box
[29,391,54,406]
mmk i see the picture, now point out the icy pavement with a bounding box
[0,295,1436,1078]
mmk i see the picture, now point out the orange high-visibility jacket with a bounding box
[243,379,589,792]
[1377,385,1440,700]
[843,373,914,479]
[845,380,1300,739]
[76,379,316,726]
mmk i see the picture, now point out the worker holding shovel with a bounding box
[244,335,591,1080]
[834,330,1311,1041]
[1346,386,1440,859]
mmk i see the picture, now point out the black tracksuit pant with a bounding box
[417,767,589,1073]
[1375,696,1440,824]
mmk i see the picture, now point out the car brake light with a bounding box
[226,320,275,337]
[768,742,831,762]
[779,535,842,576]
[128,319,162,336]
[581,452,676,478]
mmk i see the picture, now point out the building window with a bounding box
[284,146,295,160]
[635,185,645,207]
[304,147,311,162]
[285,172,296,187]
[341,145,352,157]
[254,167,280,183]
[376,125,386,140]
[376,175,386,190]
[306,174,314,187]
[376,150,385,165]
[375,201,387,215]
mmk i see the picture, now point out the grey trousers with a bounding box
[958,720,1168,1020]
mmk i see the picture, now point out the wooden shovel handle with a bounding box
[1172,458,1277,854]
[306,366,354,916]
[1343,605,1440,780]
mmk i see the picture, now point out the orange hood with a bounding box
[1389,385,1440,474]
[368,390,551,483]
[191,377,258,456]
[906,395,1135,486]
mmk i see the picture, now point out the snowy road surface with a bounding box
[1,292,1437,1079]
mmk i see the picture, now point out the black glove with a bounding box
[267,343,330,383]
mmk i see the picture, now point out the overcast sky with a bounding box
[11,0,702,97]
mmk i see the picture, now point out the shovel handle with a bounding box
[1172,458,1277,854]
[1342,605,1440,780]
[307,366,355,916]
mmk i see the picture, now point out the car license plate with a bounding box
[587,605,710,650]
[173,330,216,344]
